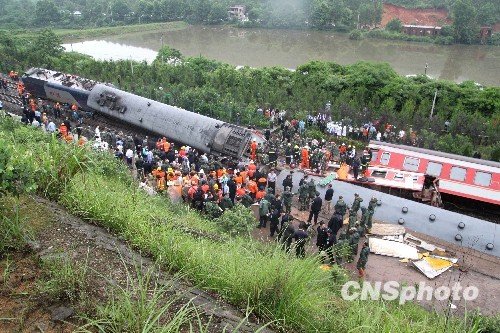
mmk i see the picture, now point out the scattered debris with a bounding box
[412,255,458,279]
[368,237,419,260]
[405,233,445,252]
[369,223,405,236]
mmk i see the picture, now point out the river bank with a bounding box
[61,24,500,86]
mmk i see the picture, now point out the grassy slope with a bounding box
[0,119,488,332]
[8,21,188,41]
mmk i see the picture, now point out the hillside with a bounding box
[382,3,452,27]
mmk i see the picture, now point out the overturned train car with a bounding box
[22,68,253,158]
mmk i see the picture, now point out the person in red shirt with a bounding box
[250,140,257,161]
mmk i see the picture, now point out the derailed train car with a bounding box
[22,68,254,158]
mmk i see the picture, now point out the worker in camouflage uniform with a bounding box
[357,241,370,278]
[355,221,365,238]
[282,186,294,214]
[348,227,360,259]
[350,193,363,215]
[307,179,317,201]
[334,196,347,217]
[348,210,357,229]
[298,182,309,211]
[368,196,378,211]
[264,187,276,207]
[366,197,377,232]
[219,193,234,211]
[359,206,369,228]
[240,190,254,208]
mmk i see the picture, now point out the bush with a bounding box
[349,29,364,40]
[386,18,402,32]
[215,204,256,236]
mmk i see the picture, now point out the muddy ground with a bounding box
[0,197,272,333]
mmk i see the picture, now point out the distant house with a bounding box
[228,5,247,21]
[402,25,441,36]
[72,11,82,17]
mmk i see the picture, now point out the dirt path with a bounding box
[0,196,272,333]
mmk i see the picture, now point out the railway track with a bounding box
[0,90,22,106]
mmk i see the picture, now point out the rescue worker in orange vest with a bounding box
[255,188,266,200]
[157,177,166,192]
[17,82,24,96]
[239,169,248,184]
[59,123,68,137]
[247,179,258,199]
[163,139,170,152]
[300,146,310,169]
[234,172,243,186]
[236,184,246,199]
[250,139,257,161]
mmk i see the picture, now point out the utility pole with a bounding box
[430,89,438,119]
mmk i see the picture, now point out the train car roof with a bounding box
[369,140,500,170]
[23,67,98,92]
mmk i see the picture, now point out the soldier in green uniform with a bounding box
[350,193,363,215]
[282,187,294,214]
[355,221,365,238]
[348,210,357,229]
[368,196,378,211]
[360,206,369,229]
[357,241,370,278]
[348,227,360,259]
[366,207,375,232]
[334,196,347,217]
[264,187,276,206]
[219,193,234,211]
[240,190,254,208]
[298,183,309,211]
[307,179,317,201]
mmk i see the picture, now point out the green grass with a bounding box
[36,254,88,303]
[7,21,188,41]
[0,117,491,332]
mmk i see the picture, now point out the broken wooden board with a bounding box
[369,223,405,236]
[412,255,458,279]
[368,237,419,260]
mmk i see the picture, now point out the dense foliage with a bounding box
[0,0,498,44]
[1,30,498,160]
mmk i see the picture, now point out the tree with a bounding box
[310,0,334,29]
[111,0,130,21]
[386,18,402,32]
[452,0,478,44]
[34,0,60,26]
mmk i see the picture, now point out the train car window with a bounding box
[474,171,492,187]
[450,166,467,181]
[380,152,390,165]
[371,150,379,162]
[403,157,420,172]
[426,162,443,177]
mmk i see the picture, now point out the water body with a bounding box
[64,25,500,86]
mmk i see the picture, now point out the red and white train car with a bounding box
[367,141,500,206]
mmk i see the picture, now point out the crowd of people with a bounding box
[3,76,378,276]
